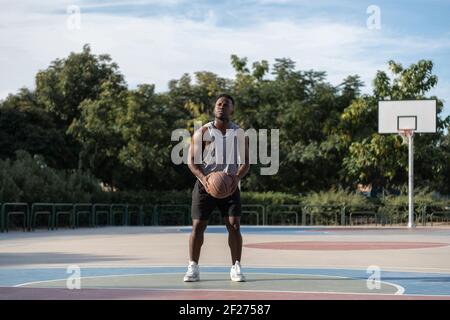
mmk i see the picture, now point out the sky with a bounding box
[1,0,449,117]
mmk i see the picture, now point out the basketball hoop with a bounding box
[379,100,436,229]
[398,129,414,145]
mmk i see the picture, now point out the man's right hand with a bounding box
[200,175,210,193]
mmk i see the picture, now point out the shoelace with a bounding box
[187,265,197,275]
[234,263,241,275]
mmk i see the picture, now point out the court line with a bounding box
[13,272,404,295]
[4,287,411,297]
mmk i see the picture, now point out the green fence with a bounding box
[342,205,381,226]
[1,202,450,232]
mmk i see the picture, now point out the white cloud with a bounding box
[79,0,187,8]
[1,1,449,119]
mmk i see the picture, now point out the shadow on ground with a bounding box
[0,252,128,266]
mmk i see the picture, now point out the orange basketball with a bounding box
[206,172,235,199]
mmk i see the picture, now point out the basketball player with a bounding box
[184,94,250,282]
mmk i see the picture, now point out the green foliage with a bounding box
[340,59,450,189]
[108,189,192,205]
[0,158,22,202]
[1,45,449,197]
[378,186,449,221]
[0,88,78,169]
[440,131,450,194]
[1,150,448,226]
[36,44,126,124]
[303,187,369,206]
[383,186,446,207]
[67,80,128,187]
[242,191,301,205]
[0,150,103,203]
[104,190,302,206]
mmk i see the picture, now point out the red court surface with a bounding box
[244,241,449,250]
[1,287,450,300]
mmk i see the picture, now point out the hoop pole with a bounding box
[408,132,414,228]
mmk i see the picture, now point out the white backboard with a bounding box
[378,100,437,134]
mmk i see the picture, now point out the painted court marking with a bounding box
[13,272,404,296]
[1,266,450,299]
[244,241,449,251]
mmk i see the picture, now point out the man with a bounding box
[184,94,250,282]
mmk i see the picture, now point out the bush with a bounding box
[380,186,448,222]
[1,151,448,227]
[0,150,103,203]
[303,187,369,207]
[383,186,446,207]
[108,190,303,206]
[0,158,22,202]
[109,189,192,205]
[241,191,301,205]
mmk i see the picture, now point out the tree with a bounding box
[0,88,77,168]
[338,75,364,109]
[440,130,450,194]
[36,44,126,126]
[67,81,127,189]
[2,45,449,195]
[230,55,344,192]
[116,84,176,190]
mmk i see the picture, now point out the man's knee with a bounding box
[225,219,241,233]
[192,220,208,236]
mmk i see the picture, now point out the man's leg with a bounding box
[219,187,245,282]
[185,180,214,282]
[225,215,246,282]
[189,219,208,263]
[190,179,215,263]
[224,216,242,264]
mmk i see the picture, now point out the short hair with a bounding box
[215,94,234,105]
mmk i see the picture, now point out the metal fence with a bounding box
[1,202,450,232]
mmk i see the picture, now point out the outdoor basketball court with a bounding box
[1,225,450,300]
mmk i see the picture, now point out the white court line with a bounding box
[4,264,450,274]
[13,272,404,295]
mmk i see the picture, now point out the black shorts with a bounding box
[191,180,242,220]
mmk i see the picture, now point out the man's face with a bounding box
[214,97,233,121]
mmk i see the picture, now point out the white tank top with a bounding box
[201,121,240,176]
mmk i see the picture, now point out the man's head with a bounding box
[214,94,234,121]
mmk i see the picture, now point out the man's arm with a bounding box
[230,136,250,191]
[237,136,250,179]
[188,126,209,190]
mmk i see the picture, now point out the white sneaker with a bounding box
[183,261,200,282]
[230,261,246,282]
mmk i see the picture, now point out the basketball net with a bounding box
[398,129,414,145]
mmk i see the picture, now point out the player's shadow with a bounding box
[0,252,128,266]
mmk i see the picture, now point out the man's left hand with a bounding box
[228,174,240,193]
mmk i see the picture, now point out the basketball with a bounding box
[206,172,235,199]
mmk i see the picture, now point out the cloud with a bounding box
[80,0,186,7]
